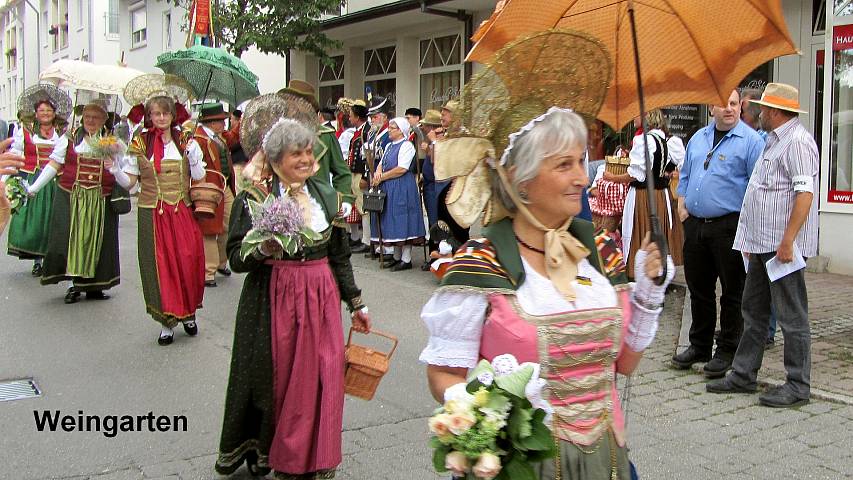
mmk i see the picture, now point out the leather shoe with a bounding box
[182,321,199,336]
[85,291,110,301]
[391,261,413,272]
[421,261,432,271]
[217,267,232,276]
[64,287,81,304]
[759,386,809,408]
[158,331,174,346]
[382,259,400,269]
[351,244,369,253]
[671,346,711,369]
[703,353,733,379]
[31,263,43,277]
[706,377,757,394]
[205,280,217,288]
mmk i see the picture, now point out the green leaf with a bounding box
[500,453,537,480]
[246,198,263,218]
[239,242,256,261]
[494,365,534,399]
[508,405,533,442]
[432,445,450,472]
[468,359,495,383]
[484,391,511,413]
[285,240,297,256]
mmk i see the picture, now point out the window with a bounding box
[163,12,172,50]
[51,0,59,52]
[77,0,83,28]
[419,34,462,111]
[5,25,17,71]
[59,0,69,49]
[318,55,345,110]
[106,0,119,37]
[131,7,147,48]
[836,0,853,17]
[364,45,397,113]
[815,0,826,34]
[829,24,853,203]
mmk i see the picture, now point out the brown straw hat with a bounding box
[421,109,442,126]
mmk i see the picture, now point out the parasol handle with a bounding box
[628,0,668,286]
[189,70,215,142]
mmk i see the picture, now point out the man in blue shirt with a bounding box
[672,89,765,378]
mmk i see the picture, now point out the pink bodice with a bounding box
[479,289,632,446]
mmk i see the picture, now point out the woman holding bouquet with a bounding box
[6,85,71,276]
[27,99,123,303]
[110,91,206,345]
[216,116,370,478]
[418,30,676,479]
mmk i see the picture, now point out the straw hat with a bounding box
[747,82,806,114]
[421,109,442,126]
[441,99,459,113]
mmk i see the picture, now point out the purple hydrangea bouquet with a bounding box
[239,194,323,260]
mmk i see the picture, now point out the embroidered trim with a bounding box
[499,107,575,166]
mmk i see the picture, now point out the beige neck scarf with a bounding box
[495,164,590,301]
[283,181,313,226]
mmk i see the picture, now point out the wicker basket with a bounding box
[190,170,226,219]
[604,155,630,175]
[344,328,398,400]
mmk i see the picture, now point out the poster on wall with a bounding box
[829,24,853,204]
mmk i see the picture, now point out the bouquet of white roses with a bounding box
[4,176,29,214]
[239,193,323,260]
[429,354,555,480]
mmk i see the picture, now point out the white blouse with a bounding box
[418,258,619,368]
[383,138,416,171]
[276,182,330,234]
[121,130,204,180]
[10,127,68,164]
[628,129,685,182]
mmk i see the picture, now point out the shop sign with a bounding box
[828,190,853,204]
[834,24,853,51]
[430,86,460,106]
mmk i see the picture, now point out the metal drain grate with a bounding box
[0,378,42,402]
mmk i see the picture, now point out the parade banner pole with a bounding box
[628,0,669,285]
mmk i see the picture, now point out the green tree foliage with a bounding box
[163,0,343,62]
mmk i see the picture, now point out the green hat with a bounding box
[277,79,320,112]
[199,103,228,122]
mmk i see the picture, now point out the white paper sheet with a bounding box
[765,244,806,282]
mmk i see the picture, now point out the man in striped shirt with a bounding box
[706,83,819,408]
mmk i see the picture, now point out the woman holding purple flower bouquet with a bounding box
[216,116,371,479]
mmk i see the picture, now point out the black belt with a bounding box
[689,212,738,223]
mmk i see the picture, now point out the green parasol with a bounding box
[155,45,259,107]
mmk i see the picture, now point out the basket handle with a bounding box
[347,327,398,360]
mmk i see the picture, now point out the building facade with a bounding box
[286,0,853,275]
[0,0,122,120]
[117,0,286,99]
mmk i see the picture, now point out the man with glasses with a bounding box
[672,89,765,379]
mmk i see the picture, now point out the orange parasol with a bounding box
[467,0,799,131]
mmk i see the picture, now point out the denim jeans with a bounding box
[729,252,811,398]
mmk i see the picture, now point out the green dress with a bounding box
[40,133,121,291]
[7,127,67,259]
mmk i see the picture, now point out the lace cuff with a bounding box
[419,337,480,368]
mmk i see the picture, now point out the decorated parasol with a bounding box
[466,0,799,283]
[155,45,259,107]
[39,59,145,96]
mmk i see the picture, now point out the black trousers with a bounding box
[682,213,745,356]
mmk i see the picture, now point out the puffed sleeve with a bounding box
[185,139,206,180]
[419,290,489,368]
[667,136,686,170]
[49,135,69,164]
[628,133,657,182]
[10,125,24,156]
[396,141,417,171]
[122,152,140,175]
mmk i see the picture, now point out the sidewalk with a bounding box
[676,270,853,403]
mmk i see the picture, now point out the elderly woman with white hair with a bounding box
[216,117,370,479]
[371,116,426,271]
[420,107,674,479]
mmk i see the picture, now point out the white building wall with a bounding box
[119,0,182,75]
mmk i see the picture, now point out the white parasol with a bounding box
[39,59,145,96]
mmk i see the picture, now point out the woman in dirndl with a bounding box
[216,114,371,479]
[27,98,123,303]
[110,84,206,346]
[7,85,71,276]
[421,31,674,480]
[370,117,426,271]
[604,109,684,279]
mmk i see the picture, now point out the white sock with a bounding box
[350,224,362,242]
[393,246,402,261]
[401,245,412,263]
[160,327,173,337]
